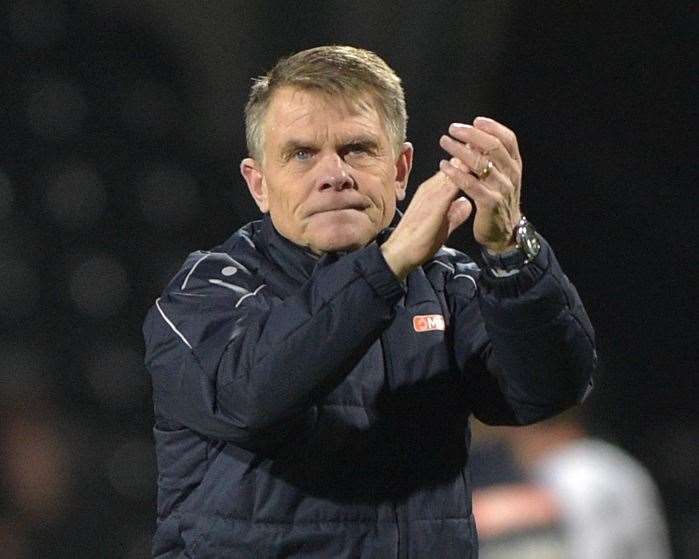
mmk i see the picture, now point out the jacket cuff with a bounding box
[355,242,406,303]
[478,235,551,298]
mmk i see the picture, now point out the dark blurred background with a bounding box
[0,1,695,557]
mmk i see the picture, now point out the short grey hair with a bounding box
[244,45,407,161]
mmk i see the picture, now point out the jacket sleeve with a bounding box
[143,242,404,450]
[447,236,596,425]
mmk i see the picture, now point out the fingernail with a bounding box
[474,116,493,123]
[450,123,471,129]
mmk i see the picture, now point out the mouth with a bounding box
[307,200,371,216]
[318,206,366,214]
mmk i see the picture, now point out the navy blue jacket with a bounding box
[143,215,595,558]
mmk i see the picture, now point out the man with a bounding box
[143,45,596,558]
[474,411,672,559]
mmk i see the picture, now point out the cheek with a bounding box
[264,185,296,233]
[266,176,302,215]
[361,165,395,202]
[380,195,397,226]
[375,172,399,214]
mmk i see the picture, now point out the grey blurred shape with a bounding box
[0,340,53,402]
[68,254,130,318]
[42,161,108,228]
[137,163,201,228]
[25,76,88,141]
[120,80,181,140]
[0,258,41,320]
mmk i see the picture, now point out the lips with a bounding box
[307,196,371,216]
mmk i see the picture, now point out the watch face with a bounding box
[517,221,541,260]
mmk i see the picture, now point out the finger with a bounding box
[439,158,497,206]
[440,135,491,179]
[459,156,512,192]
[441,129,517,181]
[451,157,515,208]
[447,197,473,236]
[472,116,521,162]
[421,169,461,201]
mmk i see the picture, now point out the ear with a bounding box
[240,158,269,213]
[393,142,413,202]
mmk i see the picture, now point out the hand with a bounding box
[381,171,473,281]
[438,117,523,253]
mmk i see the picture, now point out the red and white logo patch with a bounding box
[412,314,445,332]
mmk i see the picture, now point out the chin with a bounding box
[306,214,376,253]
[311,232,369,253]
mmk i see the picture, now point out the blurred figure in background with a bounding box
[472,410,672,558]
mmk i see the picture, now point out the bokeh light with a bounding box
[0,340,52,404]
[1,415,72,523]
[42,161,108,229]
[25,76,88,141]
[120,80,181,141]
[0,257,42,321]
[0,521,27,559]
[137,163,201,228]
[68,254,130,319]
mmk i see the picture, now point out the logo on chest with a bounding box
[412,314,445,332]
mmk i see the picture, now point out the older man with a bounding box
[143,46,596,558]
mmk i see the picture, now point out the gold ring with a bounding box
[478,160,493,180]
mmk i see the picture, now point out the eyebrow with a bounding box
[278,139,313,157]
[342,136,381,152]
[278,135,382,157]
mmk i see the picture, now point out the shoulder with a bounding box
[163,220,265,301]
[143,222,268,350]
[167,250,259,299]
[535,439,665,521]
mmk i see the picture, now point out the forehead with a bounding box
[263,86,387,143]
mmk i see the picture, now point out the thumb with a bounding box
[447,197,473,236]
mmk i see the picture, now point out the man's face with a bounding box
[241,87,413,254]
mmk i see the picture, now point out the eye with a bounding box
[292,149,313,161]
[344,144,371,157]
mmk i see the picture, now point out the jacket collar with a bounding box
[258,211,402,285]
[259,215,320,285]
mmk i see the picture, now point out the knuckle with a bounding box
[500,179,514,195]
[464,173,478,189]
[480,193,497,210]
[490,191,505,207]
[494,138,506,153]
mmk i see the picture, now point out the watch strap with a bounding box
[481,245,528,275]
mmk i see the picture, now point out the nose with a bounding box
[315,153,356,192]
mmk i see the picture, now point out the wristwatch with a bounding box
[514,215,541,263]
[481,216,540,274]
